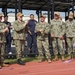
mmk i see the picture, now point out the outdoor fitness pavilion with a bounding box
[0,0,75,56]
[0,1,75,75]
[0,0,75,23]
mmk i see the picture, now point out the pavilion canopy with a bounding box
[0,0,74,12]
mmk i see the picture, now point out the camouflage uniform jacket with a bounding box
[65,19,75,38]
[13,20,26,40]
[50,19,65,38]
[35,22,50,41]
[0,22,7,43]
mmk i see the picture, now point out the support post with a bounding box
[36,10,40,22]
[51,0,54,19]
[47,0,51,23]
[68,0,70,17]
[72,0,74,18]
[18,0,22,12]
[15,0,17,20]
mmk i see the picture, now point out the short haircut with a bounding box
[30,14,34,17]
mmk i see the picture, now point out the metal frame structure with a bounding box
[0,0,75,21]
[0,0,75,56]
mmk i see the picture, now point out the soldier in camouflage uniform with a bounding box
[0,13,9,69]
[65,12,75,60]
[50,12,65,61]
[35,15,51,63]
[13,12,28,65]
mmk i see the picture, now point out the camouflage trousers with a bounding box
[52,38,65,55]
[14,40,25,59]
[0,43,5,65]
[37,38,51,59]
[66,37,75,55]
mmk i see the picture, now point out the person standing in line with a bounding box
[3,15,12,54]
[50,12,65,61]
[65,12,75,60]
[0,13,9,69]
[35,15,51,63]
[27,14,37,53]
[13,12,28,65]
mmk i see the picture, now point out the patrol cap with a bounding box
[40,15,46,18]
[69,12,73,19]
[54,12,60,16]
[16,12,23,17]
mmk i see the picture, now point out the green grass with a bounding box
[4,56,39,64]
[4,54,75,64]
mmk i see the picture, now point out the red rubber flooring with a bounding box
[0,59,75,75]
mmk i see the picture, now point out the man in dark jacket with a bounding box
[27,14,37,53]
[3,15,12,54]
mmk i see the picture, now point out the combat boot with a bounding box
[66,55,71,60]
[17,59,25,65]
[1,63,9,67]
[47,59,51,63]
[61,55,65,61]
[38,59,43,63]
[53,55,58,61]
[0,66,2,69]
